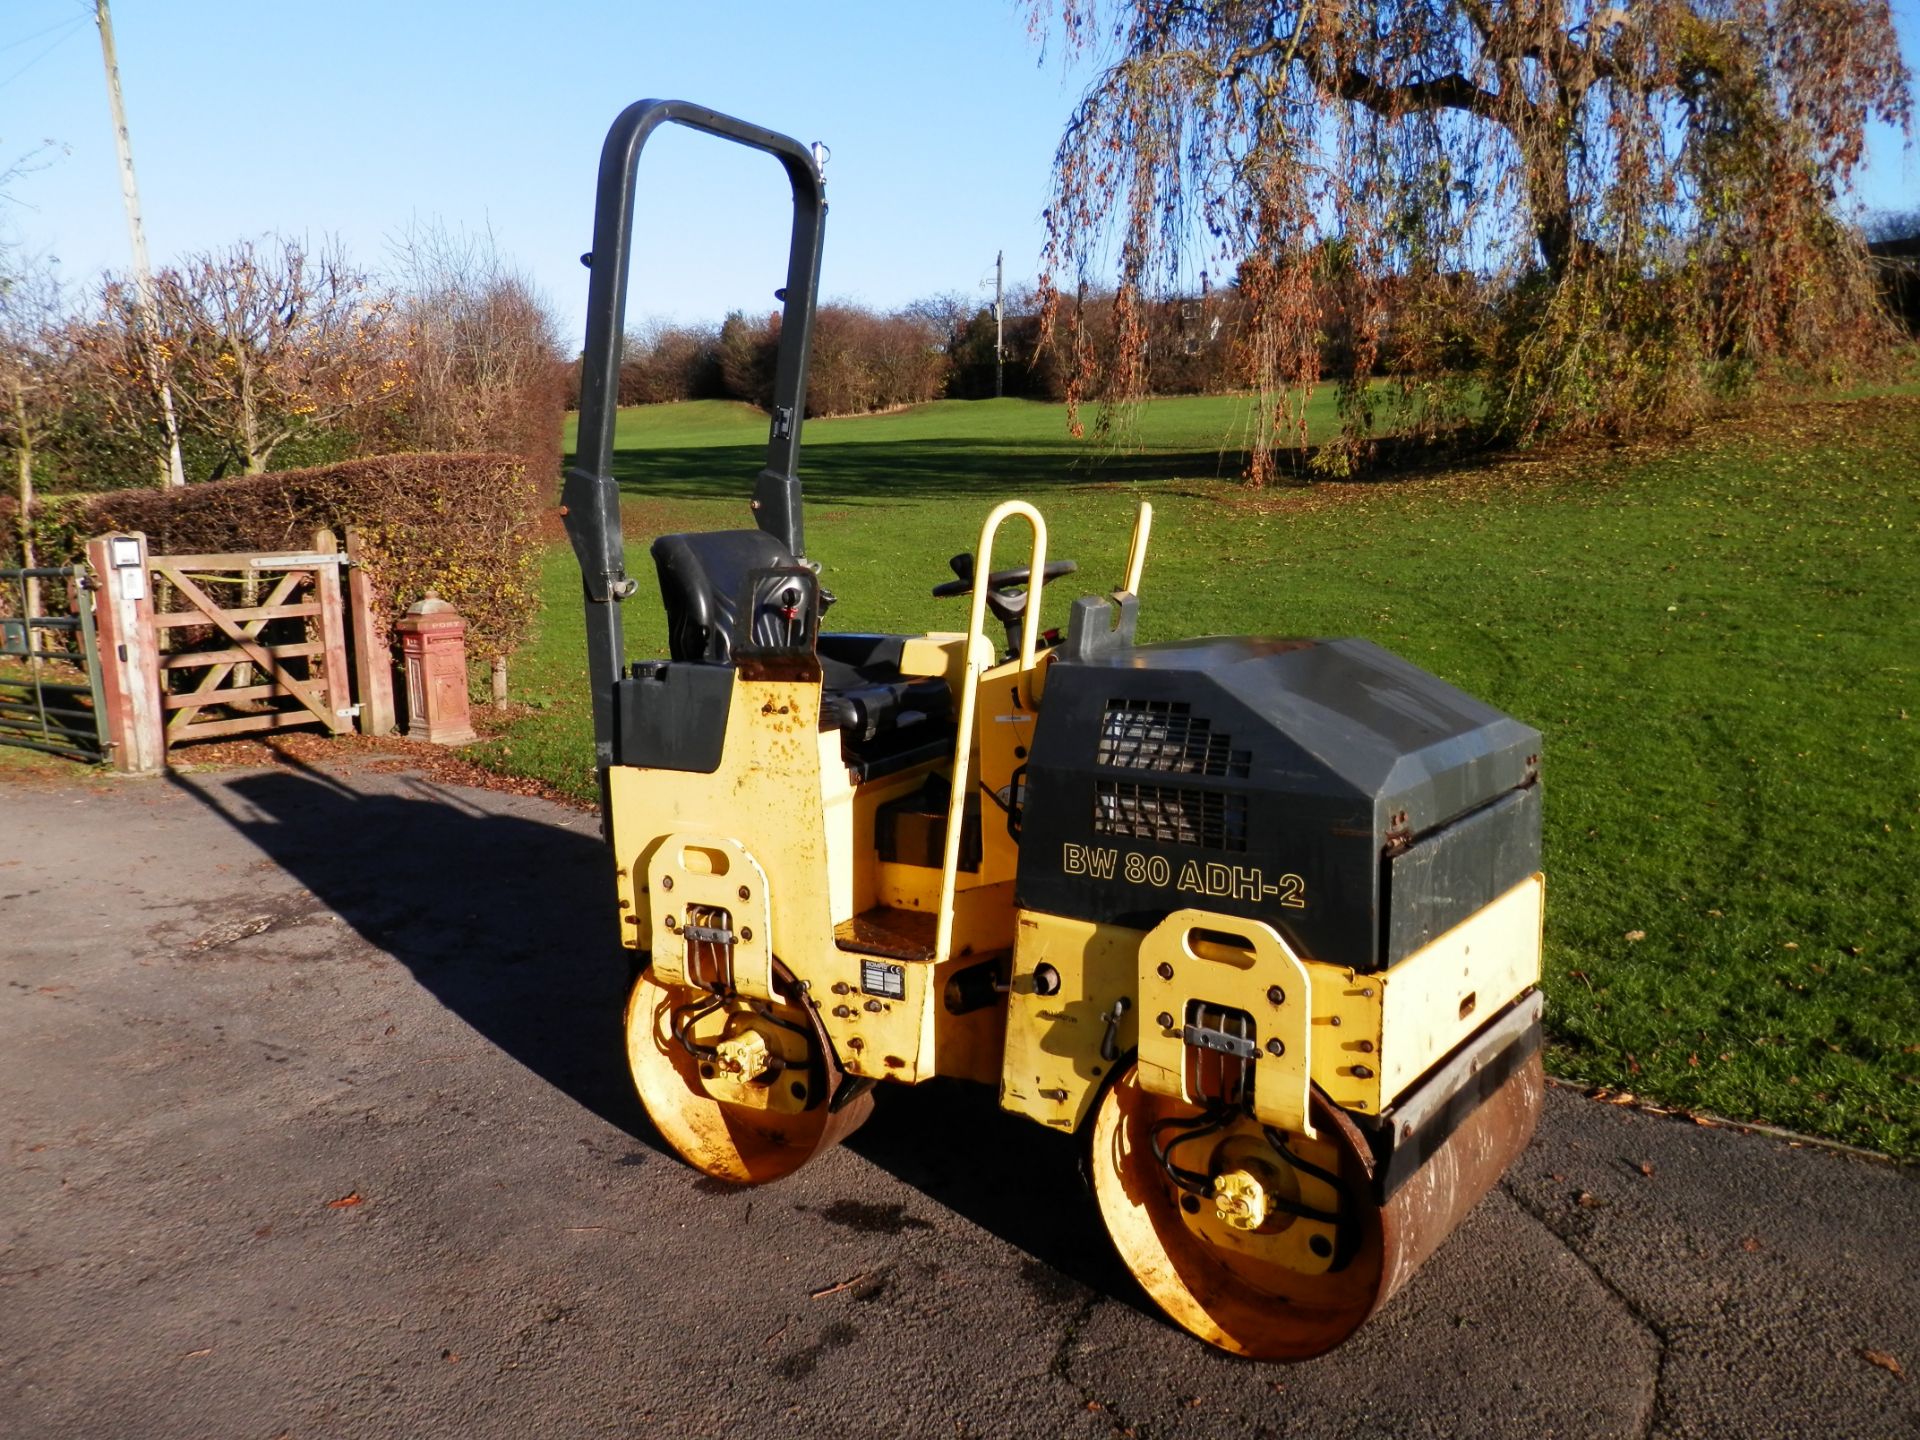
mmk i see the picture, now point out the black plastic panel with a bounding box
[1016,635,1542,973]
[1384,784,1542,965]
[614,662,733,773]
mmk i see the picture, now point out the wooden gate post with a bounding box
[86,532,165,775]
[343,527,395,736]
[308,529,354,736]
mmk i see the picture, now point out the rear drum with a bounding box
[1088,1056,1544,1359]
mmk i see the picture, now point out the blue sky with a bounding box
[3,0,1915,347]
[2,1,1091,339]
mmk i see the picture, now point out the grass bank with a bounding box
[482,392,1918,1156]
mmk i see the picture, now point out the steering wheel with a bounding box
[932,552,1078,632]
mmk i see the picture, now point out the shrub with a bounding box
[6,452,540,664]
[805,305,948,416]
[717,310,779,407]
[619,322,724,404]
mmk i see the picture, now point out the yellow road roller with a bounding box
[562,100,1545,1360]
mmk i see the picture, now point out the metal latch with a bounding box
[1182,1021,1260,1061]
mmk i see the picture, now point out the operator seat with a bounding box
[651,529,792,664]
[651,530,953,773]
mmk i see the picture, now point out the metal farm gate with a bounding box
[148,547,355,745]
[0,566,109,762]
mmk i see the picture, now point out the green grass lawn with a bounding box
[489,392,1919,1156]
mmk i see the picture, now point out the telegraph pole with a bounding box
[95,0,186,489]
[993,249,1004,399]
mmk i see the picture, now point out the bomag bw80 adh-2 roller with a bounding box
[562,100,1546,1360]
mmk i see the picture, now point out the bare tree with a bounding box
[386,221,566,458]
[1865,209,1920,246]
[904,291,978,357]
[90,237,404,478]
[385,222,568,701]
[0,138,65,215]
[619,318,722,405]
[0,251,78,624]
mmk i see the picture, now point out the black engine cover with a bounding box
[1017,635,1542,973]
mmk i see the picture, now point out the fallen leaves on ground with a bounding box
[161,726,590,812]
[1580,1083,1721,1127]
[1213,394,1920,520]
[325,1191,363,1209]
[1862,1349,1905,1381]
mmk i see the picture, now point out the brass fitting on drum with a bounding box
[1213,1168,1273,1232]
[714,1029,775,1083]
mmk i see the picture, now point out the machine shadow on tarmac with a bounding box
[165,759,1143,1304]
[168,763,641,1135]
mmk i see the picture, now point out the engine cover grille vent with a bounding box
[1096,699,1250,778]
[1093,779,1248,852]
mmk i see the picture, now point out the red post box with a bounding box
[395,593,477,746]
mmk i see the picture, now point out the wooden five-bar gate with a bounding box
[149,545,355,743]
[81,530,396,773]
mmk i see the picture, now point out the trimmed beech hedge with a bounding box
[4,452,541,663]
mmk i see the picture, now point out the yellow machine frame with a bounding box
[570,99,1546,1364]
[611,498,1541,1125]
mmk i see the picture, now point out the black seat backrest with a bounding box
[651,529,800,664]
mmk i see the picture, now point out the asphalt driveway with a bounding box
[3,758,1915,1438]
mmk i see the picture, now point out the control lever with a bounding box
[1101,996,1132,1063]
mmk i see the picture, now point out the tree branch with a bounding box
[1302,49,1502,121]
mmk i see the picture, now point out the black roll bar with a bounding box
[561,99,827,786]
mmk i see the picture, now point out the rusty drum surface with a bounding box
[1089,1054,1545,1361]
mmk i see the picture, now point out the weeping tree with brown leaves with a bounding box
[1031,0,1912,480]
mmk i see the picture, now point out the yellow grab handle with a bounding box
[937,501,1048,962]
[1123,500,1153,598]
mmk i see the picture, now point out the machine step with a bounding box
[834,906,937,962]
